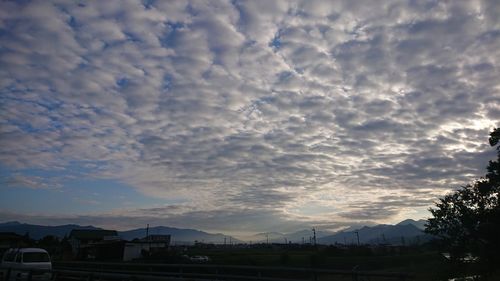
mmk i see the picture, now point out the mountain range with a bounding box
[0,221,100,240]
[119,226,242,244]
[0,221,240,244]
[0,219,429,245]
[318,220,430,245]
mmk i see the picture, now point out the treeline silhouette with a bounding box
[426,128,500,279]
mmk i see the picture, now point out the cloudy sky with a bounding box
[0,0,499,237]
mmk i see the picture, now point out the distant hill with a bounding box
[0,221,240,244]
[118,226,242,245]
[0,221,100,240]
[397,219,427,230]
[318,221,432,245]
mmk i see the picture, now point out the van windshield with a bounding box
[22,252,50,263]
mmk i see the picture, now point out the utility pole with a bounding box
[312,228,317,246]
[354,231,360,246]
[146,224,151,257]
[266,233,269,244]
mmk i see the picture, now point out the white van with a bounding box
[1,248,52,280]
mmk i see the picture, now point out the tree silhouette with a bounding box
[426,128,500,273]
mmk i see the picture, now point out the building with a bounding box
[68,229,120,260]
[0,232,29,254]
[85,239,125,261]
[123,235,171,261]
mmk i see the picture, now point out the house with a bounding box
[85,239,125,261]
[68,229,119,259]
[123,235,171,261]
[0,232,29,254]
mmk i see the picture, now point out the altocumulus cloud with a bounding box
[0,0,499,234]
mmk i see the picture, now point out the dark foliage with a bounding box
[426,128,500,274]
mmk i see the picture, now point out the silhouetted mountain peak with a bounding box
[397,219,427,230]
[397,219,417,225]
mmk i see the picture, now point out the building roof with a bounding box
[69,229,118,240]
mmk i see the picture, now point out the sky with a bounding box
[0,0,499,237]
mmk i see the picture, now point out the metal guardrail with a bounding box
[1,262,412,281]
